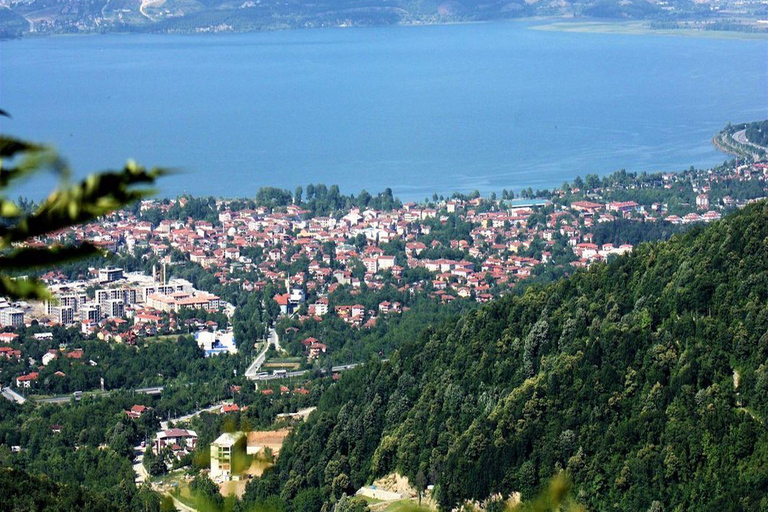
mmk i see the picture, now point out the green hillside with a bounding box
[247,200,768,511]
[2,0,725,36]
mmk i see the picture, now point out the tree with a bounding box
[585,174,600,190]
[189,474,224,510]
[0,130,163,300]
[294,489,323,512]
[414,470,427,505]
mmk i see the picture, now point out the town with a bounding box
[0,155,767,509]
[1,158,767,391]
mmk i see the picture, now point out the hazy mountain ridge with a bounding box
[0,0,741,37]
[253,200,768,511]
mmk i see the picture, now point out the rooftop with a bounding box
[212,431,245,447]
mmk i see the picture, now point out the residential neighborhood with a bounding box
[0,159,766,393]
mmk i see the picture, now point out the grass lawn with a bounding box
[265,356,303,363]
[263,360,301,369]
[145,334,186,343]
[382,500,432,512]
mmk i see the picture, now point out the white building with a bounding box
[98,267,124,283]
[154,428,197,455]
[196,330,237,356]
[55,306,75,325]
[80,305,101,323]
[106,298,125,318]
[210,432,246,481]
[0,308,24,327]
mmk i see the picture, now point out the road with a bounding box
[245,328,284,381]
[133,451,149,484]
[269,327,281,352]
[34,385,164,405]
[733,129,750,145]
[244,337,271,380]
[160,402,222,431]
[732,129,767,154]
[250,361,384,381]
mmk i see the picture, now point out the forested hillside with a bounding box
[246,200,768,511]
[746,121,768,148]
[0,0,719,38]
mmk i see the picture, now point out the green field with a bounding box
[534,21,768,40]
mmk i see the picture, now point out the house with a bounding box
[607,201,639,214]
[273,293,291,315]
[16,372,39,388]
[221,403,240,414]
[154,428,197,455]
[42,350,58,366]
[571,201,603,214]
[301,337,318,348]
[125,405,151,419]
[65,349,84,360]
[308,342,327,359]
[0,347,21,360]
[0,333,19,343]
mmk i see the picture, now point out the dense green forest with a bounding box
[240,200,768,511]
[0,467,165,512]
[590,219,689,246]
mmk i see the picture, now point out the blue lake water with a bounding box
[1,22,766,201]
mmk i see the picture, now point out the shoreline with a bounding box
[532,20,768,40]
[4,16,768,42]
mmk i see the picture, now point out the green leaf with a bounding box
[0,275,51,301]
[0,243,103,271]
[0,136,43,158]
[3,162,165,245]
[0,136,63,187]
[0,133,163,300]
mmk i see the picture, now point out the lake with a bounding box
[1,22,766,201]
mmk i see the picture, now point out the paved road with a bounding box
[34,385,165,405]
[269,327,281,352]
[734,129,749,145]
[133,452,149,484]
[254,369,311,381]
[251,360,386,381]
[244,340,270,380]
[732,129,767,152]
[160,402,222,431]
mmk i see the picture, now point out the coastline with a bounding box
[532,20,768,40]
[4,16,768,41]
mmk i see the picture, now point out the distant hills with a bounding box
[0,0,760,38]
[252,200,768,510]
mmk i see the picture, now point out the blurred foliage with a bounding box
[509,474,584,512]
[0,131,163,300]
